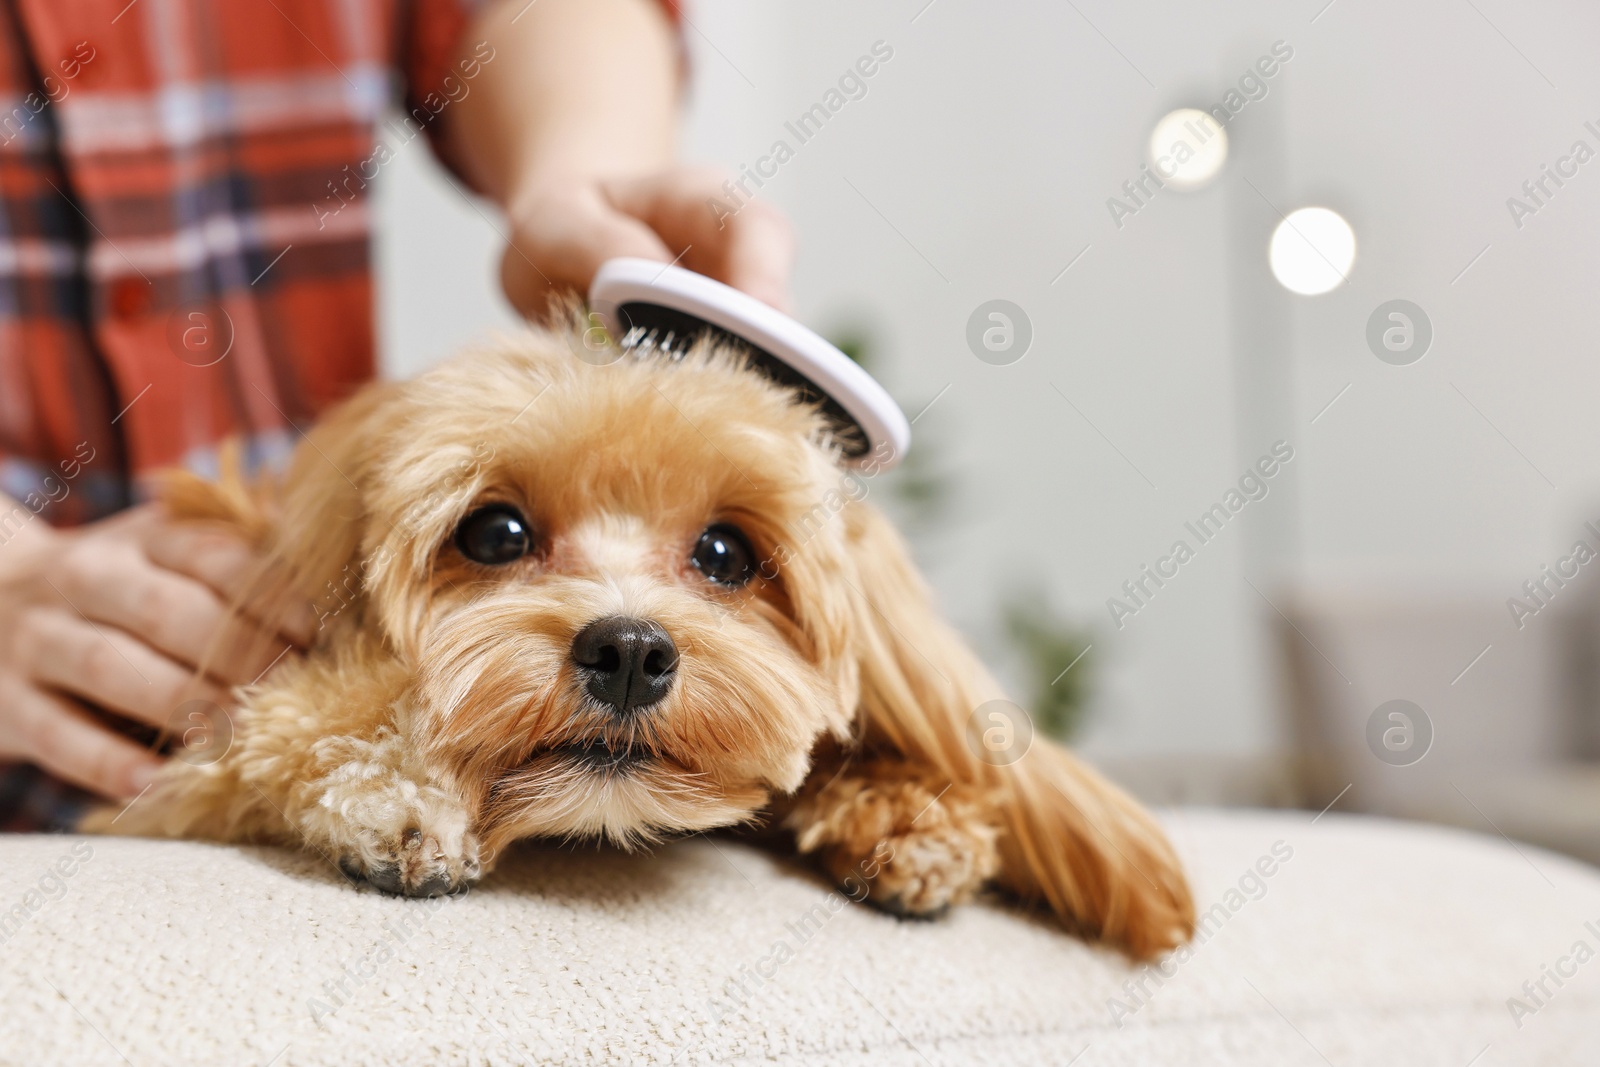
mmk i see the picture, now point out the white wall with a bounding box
[373,0,1600,760]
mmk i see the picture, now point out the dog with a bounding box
[88,316,1195,958]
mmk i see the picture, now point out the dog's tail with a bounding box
[842,503,1194,957]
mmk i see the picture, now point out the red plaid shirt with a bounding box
[0,0,676,829]
[0,0,492,526]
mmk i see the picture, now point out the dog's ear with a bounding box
[841,502,1195,956]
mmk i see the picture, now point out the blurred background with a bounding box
[374,1,1600,861]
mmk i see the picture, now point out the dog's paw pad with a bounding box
[360,861,405,895]
[340,827,481,897]
[869,895,950,921]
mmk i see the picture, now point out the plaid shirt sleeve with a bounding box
[395,0,479,180]
[0,0,682,831]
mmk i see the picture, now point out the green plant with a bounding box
[1002,594,1094,741]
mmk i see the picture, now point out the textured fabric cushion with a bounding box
[1,809,1595,1065]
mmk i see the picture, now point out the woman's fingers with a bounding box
[715,200,795,311]
[9,686,163,800]
[140,519,316,646]
[499,170,797,319]
[21,608,230,730]
[502,182,672,317]
[604,170,795,310]
[64,546,295,686]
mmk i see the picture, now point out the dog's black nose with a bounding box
[571,616,678,714]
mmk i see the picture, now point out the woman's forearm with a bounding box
[447,0,680,207]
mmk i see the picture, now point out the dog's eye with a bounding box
[454,505,532,565]
[691,523,755,587]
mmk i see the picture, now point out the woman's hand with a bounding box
[0,503,310,800]
[498,167,795,318]
[447,0,794,316]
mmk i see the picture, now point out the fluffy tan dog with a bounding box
[89,320,1194,958]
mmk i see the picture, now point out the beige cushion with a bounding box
[1,809,1594,1065]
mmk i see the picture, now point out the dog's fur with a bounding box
[86,320,1194,957]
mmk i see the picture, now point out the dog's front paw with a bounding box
[301,749,482,897]
[857,818,999,918]
[335,823,481,898]
[789,768,1001,919]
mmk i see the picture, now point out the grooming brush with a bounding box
[589,258,910,470]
